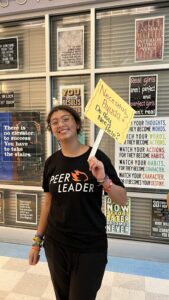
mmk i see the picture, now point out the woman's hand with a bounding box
[88,156,105,182]
[29,248,40,265]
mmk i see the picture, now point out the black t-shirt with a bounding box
[42,147,124,252]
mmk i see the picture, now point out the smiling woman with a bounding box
[28,104,126,300]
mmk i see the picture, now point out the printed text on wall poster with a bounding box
[129,74,157,116]
[57,26,84,70]
[135,16,164,62]
[104,196,131,235]
[60,85,84,118]
[151,199,169,239]
[115,117,169,189]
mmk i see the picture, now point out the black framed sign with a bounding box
[0,37,19,71]
[104,196,131,235]
[129,75,157,116]
[16,193,37,225]
[0,92,15,107]
[151,199,169,239]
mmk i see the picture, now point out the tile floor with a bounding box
[0,254,169,300]
[0,240,169,300]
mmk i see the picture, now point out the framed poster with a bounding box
[16,193,37,225]
[104,196,131,235]
[57,26,84,70]
[0,111,42,181]
[129,75,158,116]
[135,16,164,62]
[151,199,169,239]
[115,117,169,189]
[60,85,84,118]
[0,37,19,71]
[0,191,4,223]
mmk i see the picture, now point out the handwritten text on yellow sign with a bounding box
[84,79,135,144]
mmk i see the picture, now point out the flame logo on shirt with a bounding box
[71,170,88,182]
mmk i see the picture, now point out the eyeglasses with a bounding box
[50,115,73,127]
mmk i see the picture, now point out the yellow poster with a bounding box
[84,79,135,144]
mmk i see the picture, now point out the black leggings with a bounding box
[44,240,107,300]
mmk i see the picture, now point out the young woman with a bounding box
[29,105,127,300]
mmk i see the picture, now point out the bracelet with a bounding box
[32,245,41,251]
[97,174,109,184]
[103,179,113,193]
[32,235,44,248]
[35,233,44,239]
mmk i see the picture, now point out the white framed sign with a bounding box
[135,16,164,62]
[57,26,84,70]
[115,117,169,189]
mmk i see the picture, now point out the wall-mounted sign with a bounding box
[0,37,19,71]
[115,117,169,189]
[16,193,37,225]
[0,92,15,107]
[0,112,42,181]
[152,199,169,239]
[104,196,131,235]
[60,85,84,118]
[0,191,4,223]
[135,16,164,62]
[129,75,157,116]
[57,26,84,70]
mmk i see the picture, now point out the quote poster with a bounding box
[0,91,15,107]
[152,199,169,239]
[0,37,19,71]
[16,193,37,225]
[0,191,4,223]
[104,196,131,235]
[129,75,157,116]
[115,117,169,189]
[135,16,164,62]
[57,26,84,70]
[60,85,84,118]
[0,112,42,181]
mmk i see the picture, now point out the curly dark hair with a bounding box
[46,105,82,134]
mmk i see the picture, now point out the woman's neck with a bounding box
[60,140,89,157]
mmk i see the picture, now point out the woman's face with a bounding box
[50,110,79,142]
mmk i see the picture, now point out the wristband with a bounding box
[32,245,41,251]
[32,235,44,248]
[97,174,109,184]
[103,179,113,193]
[35,233,44,240]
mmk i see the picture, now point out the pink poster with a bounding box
[135,16,164,62]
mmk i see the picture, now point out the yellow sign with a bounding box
[84,79,135,144]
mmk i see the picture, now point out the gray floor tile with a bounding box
[113,272,145,290]
[12,273,50,297]
[146,294,169,300]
